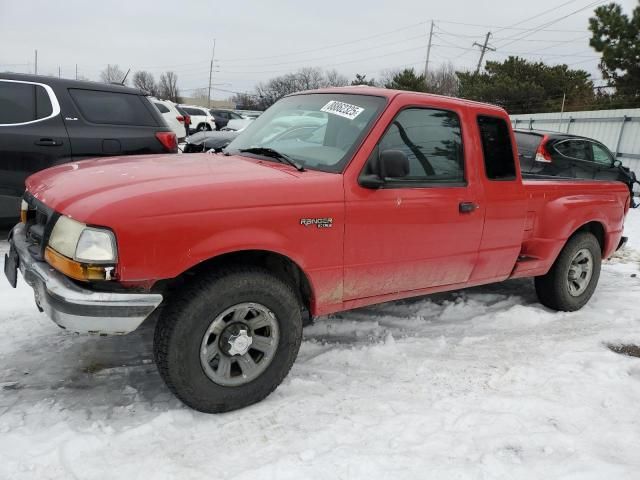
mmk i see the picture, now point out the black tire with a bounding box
[153,267,303,413]
[534,231,602,311]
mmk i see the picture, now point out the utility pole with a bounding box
[208,39,216,108]
[34,50,38,75]
[473,32,495,75]
[58,66,61,78]
[424,20,434,78]
[558,92,566,130]
[75,64,78,80]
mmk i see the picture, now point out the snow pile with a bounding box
[0,210,638,479]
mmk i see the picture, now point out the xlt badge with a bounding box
[300,218,333,229]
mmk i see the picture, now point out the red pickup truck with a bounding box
[5,87,631,413]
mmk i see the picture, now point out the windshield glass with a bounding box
[226,93,387,173]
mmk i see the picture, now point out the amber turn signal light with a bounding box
[45,247,113,282]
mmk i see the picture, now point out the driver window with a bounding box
[373,108,465,185]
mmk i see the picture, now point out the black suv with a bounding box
[210,109,245,130]
[0,73,177,222]
[515,129,638,202]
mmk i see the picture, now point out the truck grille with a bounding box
[23,193,58,261]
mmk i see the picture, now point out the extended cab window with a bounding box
[376,108,465,185]
[478,116,516,180]
[0,81,53,124]
[69,89,156,126]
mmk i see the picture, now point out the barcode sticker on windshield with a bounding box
[320,101,364,120]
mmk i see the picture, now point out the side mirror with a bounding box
[380,149,410,179]
[613,159,622,168]
[359,149,410,189]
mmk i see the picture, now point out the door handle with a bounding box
[459,201,478,213]
[35,138,62,146]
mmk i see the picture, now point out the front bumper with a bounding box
[7,223,163,335]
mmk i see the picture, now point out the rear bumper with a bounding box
[8,223,163,335]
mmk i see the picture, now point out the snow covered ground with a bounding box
[1,210,639,479]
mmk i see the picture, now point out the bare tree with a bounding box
[191,88,208,103]
[254,68,352,109]
[132,71,158,96]
[231,92,261,110]
[324,69,349,87]
[158,71,181,103]
[100,64,127,85]
[351,73,377,86]
[379,68,401,88]
[425,62,459,97]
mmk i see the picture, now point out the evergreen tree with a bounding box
[589,1,640,97]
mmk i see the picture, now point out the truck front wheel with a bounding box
[534,231,602,311]
[153,267,303,413]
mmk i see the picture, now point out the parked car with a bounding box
[235,110,263,119]
[0,73,177,223]
[209,109,246,130]
[178,105,216,132]
[151,98,189,141]
[183,123,251,153]
[6,88,631,414]
[223,117,254,131]
[515,129,639,204]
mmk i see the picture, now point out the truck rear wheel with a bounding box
[534,231,602,311]
[153,267,303,413]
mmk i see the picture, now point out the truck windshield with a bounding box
[226,93,386,173]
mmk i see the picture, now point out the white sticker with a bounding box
[320,100,364,120]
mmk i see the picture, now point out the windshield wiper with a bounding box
[238,147,305,172]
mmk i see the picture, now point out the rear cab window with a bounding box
[477,115,516,180]
[0,81,54,124]
[69,89,157,126]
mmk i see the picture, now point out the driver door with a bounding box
[343,107,484,300]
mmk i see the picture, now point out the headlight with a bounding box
[75,228,117,263]
[48,216,117,264]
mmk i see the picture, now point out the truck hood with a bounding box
[26,153,343,224]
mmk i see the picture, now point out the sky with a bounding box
[1,0,637,100]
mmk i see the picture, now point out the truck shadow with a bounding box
[0,278,536,418]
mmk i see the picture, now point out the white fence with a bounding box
[510,108,640,174]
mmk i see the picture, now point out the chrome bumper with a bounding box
[8,223,163,335]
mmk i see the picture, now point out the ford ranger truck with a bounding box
[4,88,631,413]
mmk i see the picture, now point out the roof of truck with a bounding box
[291,86,508,115]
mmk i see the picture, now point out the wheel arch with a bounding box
[570,220,606,254]
[163,249,315,315]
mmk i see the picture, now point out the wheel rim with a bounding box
[567,248,594,297]
[200,302,279,387]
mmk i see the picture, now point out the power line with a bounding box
[492,0,581,35]
[493,0,608,50]
[217,22,426,63]
[436,19,586,33]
